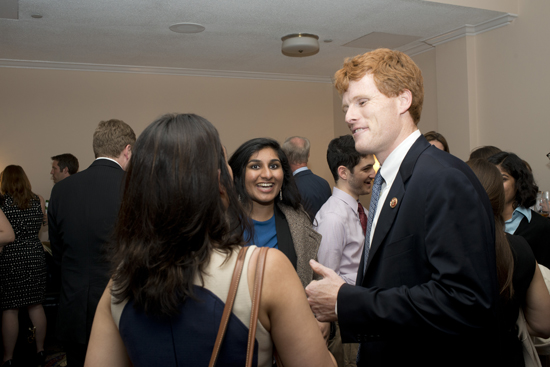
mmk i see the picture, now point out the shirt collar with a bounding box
[332,187,360,214]
[513,206,532,223]
[378,129,421,185]
[293,166,309,175]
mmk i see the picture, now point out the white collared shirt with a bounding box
[368,129,421,247]
[95,157,122,169]
[293,166,309,176]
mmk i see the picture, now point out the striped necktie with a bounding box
[363,171,384,275]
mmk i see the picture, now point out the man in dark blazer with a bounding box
[305,49,499,367]
[282,136,332,221]
[48,119,135,367]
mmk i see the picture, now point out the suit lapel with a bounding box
[363,135,430,277]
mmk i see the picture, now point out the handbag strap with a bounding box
[246,246,269,367]
[208,246,249,367]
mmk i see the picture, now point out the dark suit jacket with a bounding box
[293,169,332,222]
[515,209,550,268]
[338,136,499,367]
[48,159,125,344]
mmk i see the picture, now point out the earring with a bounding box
[279,190,283,201]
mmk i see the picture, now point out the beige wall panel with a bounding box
[473,0,550,191]
[412,49,439,136]
[0,68,336,199]
[435,37,474,160]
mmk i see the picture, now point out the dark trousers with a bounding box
[65,341,87,367]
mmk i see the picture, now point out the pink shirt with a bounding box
[314,187,366,285]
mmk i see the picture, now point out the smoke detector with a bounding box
[281,33,319,57]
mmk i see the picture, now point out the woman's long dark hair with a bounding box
[487,152,538,209]
[0,165,37,209]
[467,159,514,301]
[228,138,302,211]
[111,113,250,317]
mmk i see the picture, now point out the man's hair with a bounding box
[334,48,424,125]
[469,145,502,161]
[424,131,450,153]
[281,136,310,165]
[327,135,367,182]
[93,119,136,158]
[51,153,79,175]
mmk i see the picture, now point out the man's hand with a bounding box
[306,259,345,323]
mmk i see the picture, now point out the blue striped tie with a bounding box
[363,171,384,275]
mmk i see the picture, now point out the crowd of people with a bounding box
[1,48,550,367]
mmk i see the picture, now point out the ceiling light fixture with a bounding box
[281,33,319,57]
[169,23,205,34]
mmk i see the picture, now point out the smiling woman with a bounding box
[229,138,321,289]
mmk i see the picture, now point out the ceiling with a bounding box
[0,0,512,81]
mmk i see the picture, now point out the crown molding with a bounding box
[0,13,517,76]
[403,13,517,56]
[0,59,333,83]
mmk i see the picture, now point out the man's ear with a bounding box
[124,144,132,159]
[397,89,412,116]
[337,165,349,182]
[62,167,69,175]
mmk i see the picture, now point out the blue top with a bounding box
[118,288,257,367]
[505,206,532,235]
[245,214,278,249]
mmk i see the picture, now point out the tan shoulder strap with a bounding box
[246,246,270,367]
[208,246,249,367]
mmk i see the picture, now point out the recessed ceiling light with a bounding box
[31,14,43,19]
[169,23,205,34]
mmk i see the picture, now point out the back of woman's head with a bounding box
[467,159,505,219]
[112,113,247,317]
[0,165,35,209]
[228,138,301,210]
[487,151,538,208]
[467,158,514,300]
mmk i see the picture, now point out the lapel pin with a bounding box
[389,198,398,208]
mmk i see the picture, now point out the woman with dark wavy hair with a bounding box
[228,138,321,289]
[85,114,335,367]
[0,165,47,367]
[488,152,550,267]
[467,158,550,366]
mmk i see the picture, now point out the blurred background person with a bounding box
[469,145,502,161]
[488,152,550,268]
[467,158,550,366]
[84,113,336,367]
[282,136,332,222]
[48,119,135,367]
[0,165,48,367]
[229,138,320,289]
[0,209,15,250]
[50,153,79,184]
[423,130,450,153]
